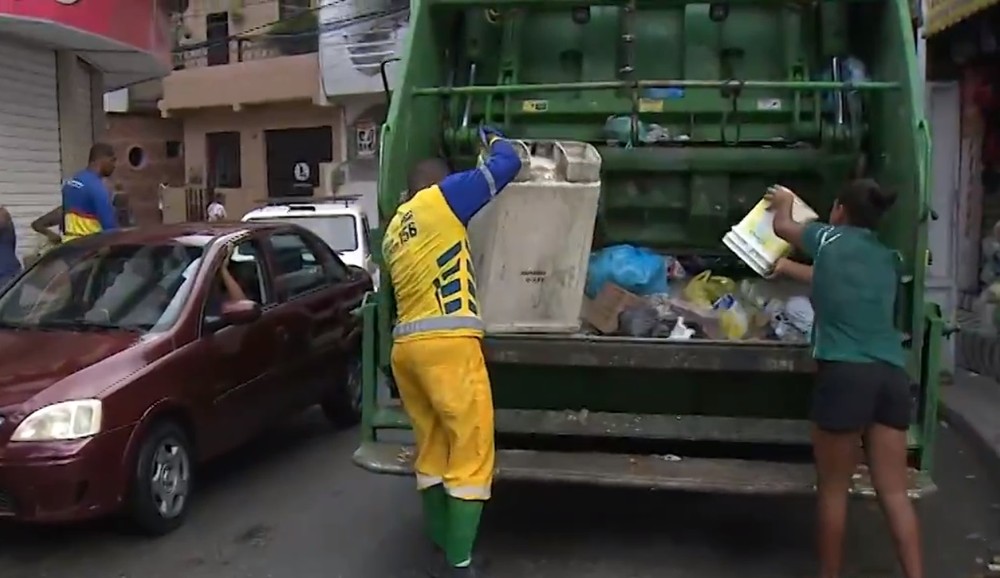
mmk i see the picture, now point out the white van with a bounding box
[242,199,379,290]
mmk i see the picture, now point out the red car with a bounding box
[0,223,371,534]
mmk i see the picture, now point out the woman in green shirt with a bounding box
[768,180,922,578]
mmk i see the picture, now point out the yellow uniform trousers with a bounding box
[391,335,495,501]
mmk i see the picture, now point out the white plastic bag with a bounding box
[669,317,695,340]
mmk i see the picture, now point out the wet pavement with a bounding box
[1,410,998,578]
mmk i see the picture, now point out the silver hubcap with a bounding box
[150,438,190,519]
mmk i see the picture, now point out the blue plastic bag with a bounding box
[585,244,669,298]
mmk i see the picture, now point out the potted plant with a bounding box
[268,10,318,56]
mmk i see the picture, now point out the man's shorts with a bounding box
[811,360,913,432]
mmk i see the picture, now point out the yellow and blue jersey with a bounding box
[61,169,118,241]
[383,138,522,342]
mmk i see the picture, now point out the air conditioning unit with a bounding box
[318,162,344,197]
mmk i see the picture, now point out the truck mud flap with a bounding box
[353,442,936,499]
[484,334,815,373]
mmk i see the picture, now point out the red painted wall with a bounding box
[0,0,171,65]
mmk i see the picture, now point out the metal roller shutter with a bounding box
[0,41,61,258]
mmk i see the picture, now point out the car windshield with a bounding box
[265,215,358,253]
[0,241,206,333]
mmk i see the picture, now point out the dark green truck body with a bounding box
[354,0,942,497]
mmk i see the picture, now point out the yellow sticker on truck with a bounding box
[521,100,549,112]
[638,99,664,113]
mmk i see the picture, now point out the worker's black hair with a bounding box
[88,142,115,163]
[836,178,896,230]
[407,158,450,196]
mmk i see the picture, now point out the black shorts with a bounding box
[811,361,913,432]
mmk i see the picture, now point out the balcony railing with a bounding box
[172,32,318,70]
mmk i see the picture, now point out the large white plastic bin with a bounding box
[467,140,603,334]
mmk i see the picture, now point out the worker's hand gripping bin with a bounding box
[467,140,603,334]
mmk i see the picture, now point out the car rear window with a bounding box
[255,214,358,253]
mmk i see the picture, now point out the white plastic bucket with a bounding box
[467,140,602,334]
[722,193,819,277]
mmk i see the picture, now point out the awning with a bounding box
[926,0,999,36]
[0,0,171,89]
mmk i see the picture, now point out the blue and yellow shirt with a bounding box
[383,138,522,342]
[61,169,118,241]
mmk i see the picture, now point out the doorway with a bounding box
[206,12,230,66]
[926,81,960,372]
[264,126,334,198]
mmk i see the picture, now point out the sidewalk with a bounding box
[940,369,1000,475]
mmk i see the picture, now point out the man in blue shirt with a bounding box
[384,126,521,578]
[61,143,118,241]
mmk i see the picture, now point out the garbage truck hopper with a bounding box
[354,0,942,498]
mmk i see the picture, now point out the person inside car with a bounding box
[0,206,21,288]
[205,248,249,319]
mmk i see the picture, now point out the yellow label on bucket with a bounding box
[726,192,819,275]
[743,200,792,256]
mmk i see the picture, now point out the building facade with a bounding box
[101,112,186,225]
[924,0,1000,376]
[0,0,171,256]
[318,0,407,226]
[107,0,404,225]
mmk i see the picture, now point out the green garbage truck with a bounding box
[354,0,941,498]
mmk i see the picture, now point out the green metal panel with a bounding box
[364,0,938,488]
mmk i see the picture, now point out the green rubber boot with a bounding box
[444,497,484,568]
[420,484,449,552]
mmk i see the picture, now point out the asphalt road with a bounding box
[1,411,999,578]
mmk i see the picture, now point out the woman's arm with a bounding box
[220,267,248,302]
[772,257,813,284]
[765,185,807,251]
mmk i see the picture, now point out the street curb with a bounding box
[939,394,1000,483]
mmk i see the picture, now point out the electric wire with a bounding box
[171,0,406,53]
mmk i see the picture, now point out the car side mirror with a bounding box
[220,299,261,326]
[347,265,366,279]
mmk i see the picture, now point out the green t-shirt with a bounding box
[801,221,905,368]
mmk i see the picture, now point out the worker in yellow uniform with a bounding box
[382,126,521,578]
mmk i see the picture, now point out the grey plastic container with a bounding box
[467,140,603,334]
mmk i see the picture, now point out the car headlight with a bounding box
[10,400,102,442]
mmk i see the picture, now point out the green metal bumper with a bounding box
[353,441,937,499]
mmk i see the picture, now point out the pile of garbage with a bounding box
[581,244,813,342]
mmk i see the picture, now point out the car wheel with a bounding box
[321,356,362,428]
[126,421,194,536]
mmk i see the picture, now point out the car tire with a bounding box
[125,421,194,536]
[321,356,362,428]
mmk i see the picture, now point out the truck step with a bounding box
[372,407,921,448]
[484,333,815,372]
[353,442,935,499]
